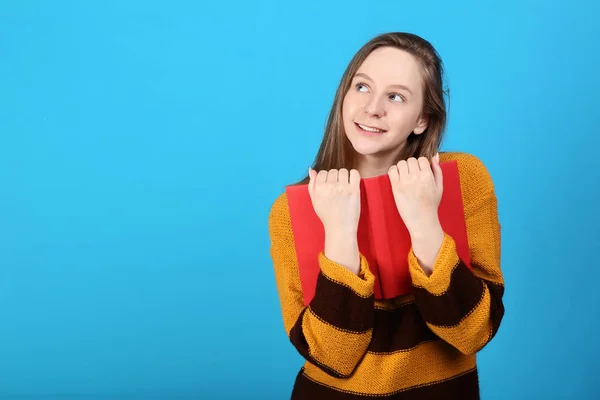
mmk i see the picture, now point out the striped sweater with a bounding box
[267,152,505,399]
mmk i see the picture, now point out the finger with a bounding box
[327,169,338,183]
[397,160,409,180]
[349,169,361,188]
[407,157,420,175]
[308,167,317,197]
[316,169,328,184]
[431,153,444,189]
[387,165,399,182]
[338,168,349,184]
[417,156,433,179]
[417,156,431,172]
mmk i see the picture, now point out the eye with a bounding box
[355,82,369,93]
[389,93,405,103]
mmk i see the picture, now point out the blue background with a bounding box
[1,0,599,398]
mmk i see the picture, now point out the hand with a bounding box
[388,155,444,275]
[308,167,361,234]
[387,154,443,236]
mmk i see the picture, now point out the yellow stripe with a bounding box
[427,285,493,355]
[303,340,476,395]
[304,308,373,376]
[462,204,504,285]
[449,151,503,286]
[269,193,306,335]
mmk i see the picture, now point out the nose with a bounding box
[363,95,385,117]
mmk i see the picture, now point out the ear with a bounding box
[413,115,429,135]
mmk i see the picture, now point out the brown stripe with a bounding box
[486,279,505,339]
[291,367,480,399]
[413,261,486,327]
[368,303,438,353]
[289,308,347,378]
[309,271,374,333]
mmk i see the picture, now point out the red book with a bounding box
[285,160,472,306]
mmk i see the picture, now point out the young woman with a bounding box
[268,32,504,399]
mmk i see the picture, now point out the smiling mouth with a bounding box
[355,122,387,134]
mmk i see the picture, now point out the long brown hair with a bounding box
[294,32,448,185]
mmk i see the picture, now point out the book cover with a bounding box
[285,160,471,305]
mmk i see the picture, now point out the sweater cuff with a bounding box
[318,251,375,298]
[408,232,460,296]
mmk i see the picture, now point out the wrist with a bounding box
[408,215,442,241]
[409,218,444,276]
[323,228,360,275]
[323,225,357,240]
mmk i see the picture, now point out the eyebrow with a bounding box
[353,72,413,95]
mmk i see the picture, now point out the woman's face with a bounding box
[342,46,428,165]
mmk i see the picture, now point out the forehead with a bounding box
[355,47,423,91]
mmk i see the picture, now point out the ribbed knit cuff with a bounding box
[318,252,375,298]
[408,233,460,296]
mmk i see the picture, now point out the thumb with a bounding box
[431,153,443,189]
[308,167,317,197]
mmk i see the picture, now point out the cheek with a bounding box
[342,92,363,115]
[342,98,355,124]
[389,107,418,131]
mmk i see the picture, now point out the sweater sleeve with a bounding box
[268,193,375,378]
[408,154,505,355]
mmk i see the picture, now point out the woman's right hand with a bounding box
[308,167,362,274]
[308,167,361,235]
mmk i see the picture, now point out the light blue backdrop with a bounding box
[1,0,598,398]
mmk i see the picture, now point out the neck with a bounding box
[355,151,400,179]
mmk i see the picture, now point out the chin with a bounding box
[348,137,384,156]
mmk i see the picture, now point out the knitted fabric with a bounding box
[267,152,505,399]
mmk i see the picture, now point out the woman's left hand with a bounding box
[388,154,444,274]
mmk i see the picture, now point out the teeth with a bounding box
[358,124,384,133]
